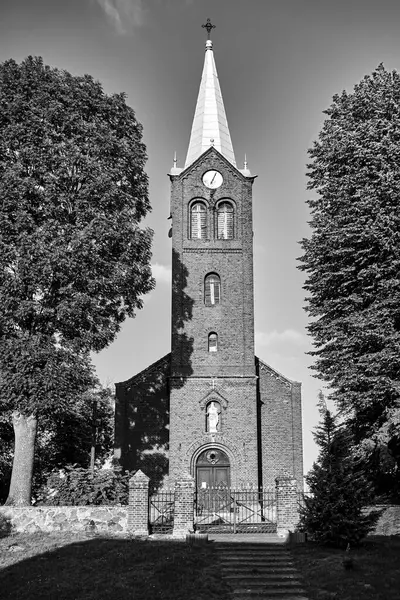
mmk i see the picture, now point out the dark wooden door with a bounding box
[197,466,229,489]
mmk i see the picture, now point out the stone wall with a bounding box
[0,506,128,534]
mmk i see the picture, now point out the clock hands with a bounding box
[210,172,217,186]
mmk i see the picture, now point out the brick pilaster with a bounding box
[128,470,149,536]
[172,473,195,538]
[276,476,299,537]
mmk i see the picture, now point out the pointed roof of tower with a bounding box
[184,22,236,169]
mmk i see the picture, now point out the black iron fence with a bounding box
[195,486,277,534]
[149,488,174,534]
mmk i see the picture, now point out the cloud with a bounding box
[255,329,308,348]
[95,0,145,34]
[151,263,171,284]
[94,0,194,34]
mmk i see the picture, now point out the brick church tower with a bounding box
[114,22,303,490]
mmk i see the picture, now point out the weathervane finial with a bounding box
[202,18,216,40]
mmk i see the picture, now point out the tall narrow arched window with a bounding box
[205,273,221,306]
[208,332,218,352]
[190,202,207,239]
[217,202,234,239]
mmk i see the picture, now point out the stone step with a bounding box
[224,573,302,582]
[215,544,290,556]
[220,554,293,565]
[214,543,309,600]
[221,567,298,575]
[230,588,307,598]
[228,591,309,600]
[217,550,291,556]
[227,575,303,590]
[212,540,288,552]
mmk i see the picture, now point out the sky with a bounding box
[2,0,400,475]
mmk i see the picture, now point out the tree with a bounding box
[299,397,380,547]
[0,57,154,504]
[0,384,115,503]
[298,64,400,498]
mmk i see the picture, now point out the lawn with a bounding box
[290,535,400,600]
[0,532,231,600]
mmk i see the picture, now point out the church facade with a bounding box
[114,25,303,491]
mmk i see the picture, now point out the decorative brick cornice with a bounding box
[183,248,243,254]
[186,434,243,467]
[118,354,171,389]
[199,387,228,410]
[256,356,293,389]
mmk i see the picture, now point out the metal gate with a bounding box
[194,485,277,533]
[149,489,174,534]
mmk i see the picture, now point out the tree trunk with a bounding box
[5,412,37,506]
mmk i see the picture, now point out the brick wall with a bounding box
[170,148,256,378]
[128,470,149,535]
[172,474,195,538]
[114,354,170,486]
[169,376,258,486]
[257,358,304,489]
[168,148,259,486]
[276,476,300,536]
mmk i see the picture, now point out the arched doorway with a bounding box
[196,448,230,489]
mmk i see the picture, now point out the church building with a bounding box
[114,21,303,491]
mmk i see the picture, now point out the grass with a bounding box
[0,532,231,600]
[291,535,400,600]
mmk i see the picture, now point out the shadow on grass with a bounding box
[291,535,400,600]
[0,535,230,600]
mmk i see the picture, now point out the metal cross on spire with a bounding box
[202,18,216,40]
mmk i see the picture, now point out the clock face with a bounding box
[202,170,223,189]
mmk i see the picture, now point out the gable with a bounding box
[116,353,171,392]
[255,356,298,391]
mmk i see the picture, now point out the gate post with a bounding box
[128,470,150,536]
[172,472,195,538]
[275,476,299,538]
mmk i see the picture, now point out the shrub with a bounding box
[36,466,131,506]
[299,403,382,547]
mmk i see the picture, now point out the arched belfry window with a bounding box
[217,202,234,239]
[208,332,218,352]
[205,273,221,305]
[190,201,207,239]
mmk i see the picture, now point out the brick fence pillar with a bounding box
[128,470,149,536]
[172,473,195,538]
[276,476,300,538]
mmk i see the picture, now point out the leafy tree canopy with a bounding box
[0,56,154,504]
[0,55,154,413]
[299,64,400,494]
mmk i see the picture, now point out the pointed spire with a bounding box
[184,20,236,169]
[241,153,252,176]
[170,150,182,175]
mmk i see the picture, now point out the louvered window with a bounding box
[217,202,234,239]
[190,202,207,239]
[205,273,221,306]
[208,332,218,352]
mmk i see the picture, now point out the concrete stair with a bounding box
[214,542,309,600]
